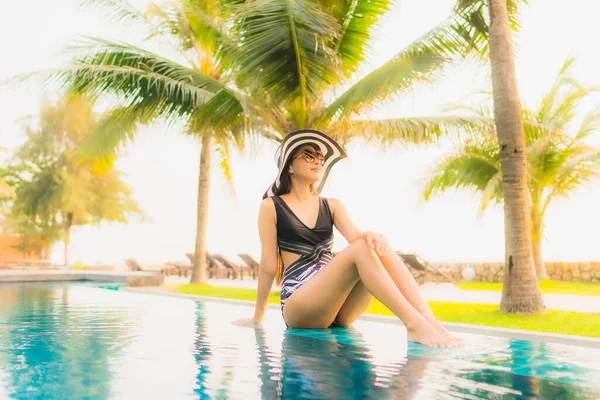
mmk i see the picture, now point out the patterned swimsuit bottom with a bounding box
[279,237,334,312]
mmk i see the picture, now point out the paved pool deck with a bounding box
[1,271,597,313]
[125,287,600,348]
[0,270,163,287]
[164,276,600,313]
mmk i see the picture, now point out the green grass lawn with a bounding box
[174,284,600,338]
[457,280,600,296]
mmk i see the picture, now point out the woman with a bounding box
[234,129,462,348]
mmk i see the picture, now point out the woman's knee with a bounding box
[349,238,372,259]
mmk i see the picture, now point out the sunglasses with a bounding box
[295,148,325,166]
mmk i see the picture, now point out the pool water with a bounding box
[0,283,598,399]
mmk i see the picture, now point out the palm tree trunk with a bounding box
[190,134,211,284]
[63,212,73,266]
[488,0,544,314]
[531,236,545,279]
[531,212,547,280]
[530,190,547,280]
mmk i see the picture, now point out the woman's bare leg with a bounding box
[377,249,463,344]
[283,239,455,347]
[332,280,372,327]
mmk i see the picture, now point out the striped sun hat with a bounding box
[263,129,348,199]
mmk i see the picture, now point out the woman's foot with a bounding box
[407,320,455,348]
[428,320,464,346]
[443,332,464,347]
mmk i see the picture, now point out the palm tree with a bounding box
[424,57,600,281]
[409,0,543,313]
[223,0,493,141]
[366,0,538,312]
[43,0,248,283]
[33,0,497,282]
[488,0,544,313]
[418,0,544,313]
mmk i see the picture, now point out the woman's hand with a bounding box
[364,231,390,257]
[232,317,259,327]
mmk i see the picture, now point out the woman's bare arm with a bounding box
[328,198,388,255]
[253,198,279,323]
[327,198,364,243]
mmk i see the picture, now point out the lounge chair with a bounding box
[164,261,192,277]
[124,259,143,272]
[187,252,228,279]
[125,258,171,275]
[397,253,456,284]
[238,253,259,279]
[212,254,246,280]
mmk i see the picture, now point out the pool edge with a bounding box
[119,287,600,349]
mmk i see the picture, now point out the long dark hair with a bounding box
[272,143,319,284]
[273,143,320,197]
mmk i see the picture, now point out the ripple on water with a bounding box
[0,283,598,399]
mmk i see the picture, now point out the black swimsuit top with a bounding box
[272,196,334,256]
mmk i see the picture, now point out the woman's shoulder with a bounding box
[260,197,277,213]
[322,197,341,206]
[259,197,277,226]
[322,197,343,212]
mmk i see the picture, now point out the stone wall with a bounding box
[410,261,600,283]
[544,262,600,282]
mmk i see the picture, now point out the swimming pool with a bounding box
[0,283,598,399]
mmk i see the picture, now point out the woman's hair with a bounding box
[273,143,320,197]
[272,143,320,284]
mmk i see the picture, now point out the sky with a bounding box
[1,0,600,267]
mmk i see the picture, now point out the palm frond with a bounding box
[67,39,224,101]
[423,146,500,203]
[542,150,600,215]
[213,140,238,199]
[407,0,525,60]
[188,89,246,137]
[433,55,600,226]
[78,105,155,161]
[576,107,600,140]
[143,2,198,53]
[527,138,569,188]
[536,57,596,131]
[442,98,493,119]
[540,90,582,133]
[319,50,446,124]
[478,171,502,214]
[333,0,392,77]
[83,0,154,28]
[85,0,237,72]
[328,115,493,146]
[234,0,341,126]
[180,0,238,53]
[145,1,236,60]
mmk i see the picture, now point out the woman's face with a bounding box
[290,145,325,183]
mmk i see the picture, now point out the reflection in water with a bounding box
[254,326,431,399]
[251,326,600,400]
[193,301,212,399]
[1,284,599,400]
[0,284,125,399]
[452,339,600,400]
